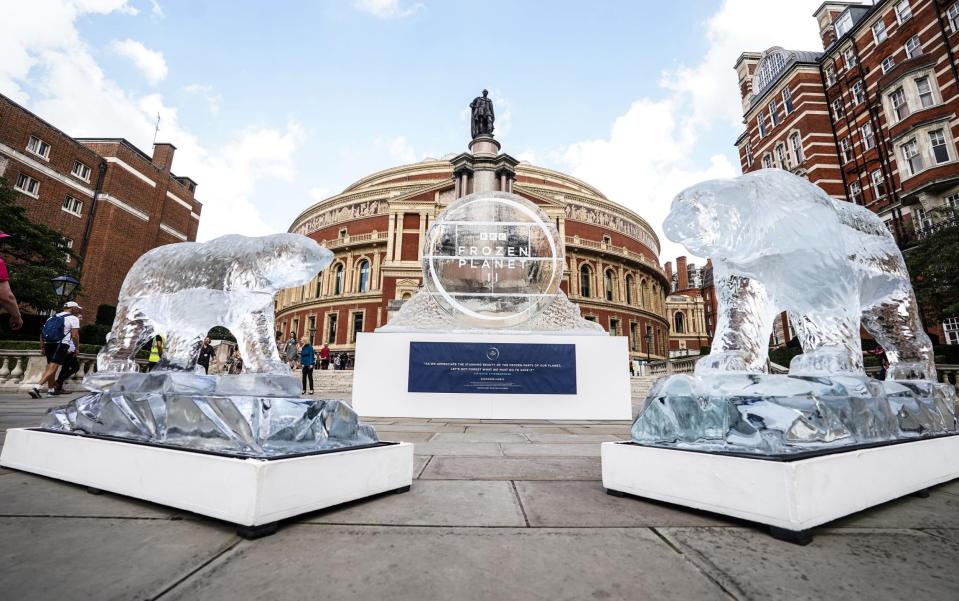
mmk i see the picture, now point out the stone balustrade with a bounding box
[0,350,147,393]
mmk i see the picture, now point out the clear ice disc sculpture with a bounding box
[42,233,379,458]
[381,191,603,334]
[632,170,957,456]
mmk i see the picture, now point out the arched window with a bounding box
[579,265,592,298]
[674,312,685,334]
[640,279,648,308]
[754,48,789,92]
[333,264,344,295]
[604,269,615,302]
[357,259,370,293]
[625,275,634,305]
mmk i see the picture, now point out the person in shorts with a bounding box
[31,301,81,398]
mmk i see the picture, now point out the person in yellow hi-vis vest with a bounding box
[148,334,164,371]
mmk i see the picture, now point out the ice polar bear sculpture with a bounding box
[98,233,333,374]
[664,169,935,381]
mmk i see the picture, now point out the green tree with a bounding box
[0,176,77,313]
[906,206,959,325]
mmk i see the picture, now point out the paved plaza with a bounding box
[1,390,958,601]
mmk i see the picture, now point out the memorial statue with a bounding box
[470,89,495,138]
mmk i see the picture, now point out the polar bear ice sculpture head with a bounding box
[663,169,840,263]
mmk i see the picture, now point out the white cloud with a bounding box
[353,0,423,19]
[149,0,164,18]
[184,83,221,115]
[0,0,303,241]
[309,187,331,200]
[376,135,418,163]
[560,0,823,263]
[110,38,168,85]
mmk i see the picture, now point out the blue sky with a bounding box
[1,0,826,261]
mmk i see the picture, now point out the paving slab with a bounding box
[306,480,525,527]
[375,430,434,443]
[514,481,733,528]
[501,442,601,457]
[832,490,959,529]
[164,525,726,601]
[923,528,959,543]
[420,456,601,480]
[935,477,959,496]
[430,431,528,443]
[412,441,502,457]
[523,432,619,443]
[0,471,178,518]
[412,455,430,478]
[464,424,568,434]
[369,423,466,433]
[562,425,632,435]
[662,527,959,601]
[0,517,237,601]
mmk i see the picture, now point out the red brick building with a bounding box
[734,0,959,346]
[277,157,672,362]
[0,93,201,312]
[663,256,711,356]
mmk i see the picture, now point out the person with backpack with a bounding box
[30,301,81,398]
[54,309,83,394]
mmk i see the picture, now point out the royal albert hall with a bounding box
[277,148,671,363]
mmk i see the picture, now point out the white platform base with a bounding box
[601,436,959,533]
[0,428,413,528]
[352,332,631,420]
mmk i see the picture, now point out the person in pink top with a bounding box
[0,232,23,331]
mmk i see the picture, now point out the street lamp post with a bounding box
[50,274,80,310]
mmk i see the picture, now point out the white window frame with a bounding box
[744,142,753,168]
[916,76,934,108]
[895,1,912,24]
[71,160,91,182]
[768,99,779,126]
[944,317,959,346]
[832,98,845,120]
[905,35,921,59]
[950,3,959,33]
[26,136,50,161]
[762,154,773,169]
[873,19,888,45]
[852,81,865,105]
[871,169,886,200]
[825,64,837,86]
[929,129,950,164]
[789,131,803,165]
[890,87,909,121]
[843,46,857,69]
[881,55,896,74]
[61,195,83,217]
[901,138,924,176]
[776,143,789,168]
[849,180,863,204]
[841,137,853,163]
[14,173,40,197]
[862,122,876,150]
[757,112,767,138]
[781,87,794,114]
[836,12,854,37]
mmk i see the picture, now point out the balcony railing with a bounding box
[321,231,388,249]
[564,236,664,275]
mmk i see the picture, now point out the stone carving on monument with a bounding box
[602,169,959,543]
[470,89,495,139]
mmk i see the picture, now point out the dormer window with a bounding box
[754,49,788,92]
[835,12,854,37]
[26,136,50,160]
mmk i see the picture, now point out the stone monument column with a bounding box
[452,90,519,199]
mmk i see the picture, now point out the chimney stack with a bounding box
[664,261,672,283]
[152,143,176,174]
[677,256,689,290]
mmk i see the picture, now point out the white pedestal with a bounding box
[0,428,413,532]
[601,437,959,536]
[352,332,630,420]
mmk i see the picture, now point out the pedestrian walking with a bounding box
[319,342,331,370]
[300,337,315,394]
[284,334,298,368]
[196,337,215,374]
[0,232,23,331]
[147,334,164,371]
[54,310,83,394]
[30,301,81,398]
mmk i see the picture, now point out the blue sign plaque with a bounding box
[408,342,576,394]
